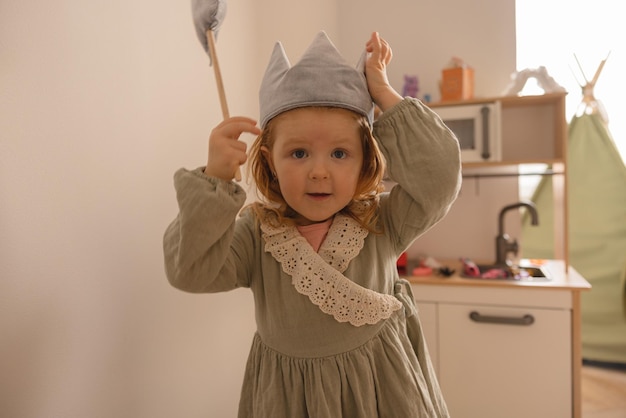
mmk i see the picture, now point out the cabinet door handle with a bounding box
[469,311,535,326]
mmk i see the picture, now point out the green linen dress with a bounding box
[163,98,462,417]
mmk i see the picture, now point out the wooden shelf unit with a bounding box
[428,92,569,266]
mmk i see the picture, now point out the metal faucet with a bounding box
[495,201,539,266]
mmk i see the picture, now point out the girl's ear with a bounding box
[260,145,276,174]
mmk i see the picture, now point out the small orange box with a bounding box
[441,67,474,101]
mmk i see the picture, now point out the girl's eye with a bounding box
[332,149,347,159]
[291,149,307,159]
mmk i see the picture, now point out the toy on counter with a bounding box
[460,257,511,280]
[501,66,565,96]
[461,257,480,277]
[437,266,456,277]
[409,255,455,277]
[412,265,433,276]
[402,75,419,98]
[440,57,474,101]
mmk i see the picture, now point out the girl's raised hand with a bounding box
[365,32,403,112]
[203,117,261,181]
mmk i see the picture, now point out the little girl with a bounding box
[164,31,461,417]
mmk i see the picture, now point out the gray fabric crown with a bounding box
[259,31,374,128]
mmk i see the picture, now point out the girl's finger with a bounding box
[217,118,262,139]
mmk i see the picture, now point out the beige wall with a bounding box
[337,0,516,100]
[0,1,515,416]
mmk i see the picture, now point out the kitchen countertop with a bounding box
[405,259,591,291]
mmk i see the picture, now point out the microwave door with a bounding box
[445,118,476,153]
[432,102,500,163]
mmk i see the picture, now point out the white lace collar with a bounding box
[261,214,402,327]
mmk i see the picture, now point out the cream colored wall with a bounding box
[0,1,261,417]
[0,0,515,416]
[337,0,516,101]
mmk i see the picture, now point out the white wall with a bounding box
[337,0,516,101]
[0,1,515,416]
[0,1,261,417]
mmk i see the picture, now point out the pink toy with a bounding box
[402,75,419,98]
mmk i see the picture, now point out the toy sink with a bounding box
[463,262,551,282]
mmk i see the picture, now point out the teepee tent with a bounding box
[522,57,626,366]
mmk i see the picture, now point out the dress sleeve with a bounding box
[373,97,462,253]
[162,167,254,293]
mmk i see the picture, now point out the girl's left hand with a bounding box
[365,32,403,112]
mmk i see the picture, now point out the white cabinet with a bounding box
[438,303,571,418]
[411,274,584,418]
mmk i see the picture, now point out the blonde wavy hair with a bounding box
[247,107,386,232]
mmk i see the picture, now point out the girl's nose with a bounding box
[309,160,329,180]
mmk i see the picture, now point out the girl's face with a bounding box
[263,107,364,226]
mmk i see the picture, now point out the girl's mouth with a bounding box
[307,193,330,200]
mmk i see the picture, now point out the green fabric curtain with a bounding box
[522,112,626,365]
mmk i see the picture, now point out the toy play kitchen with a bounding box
[403,87,591,418]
